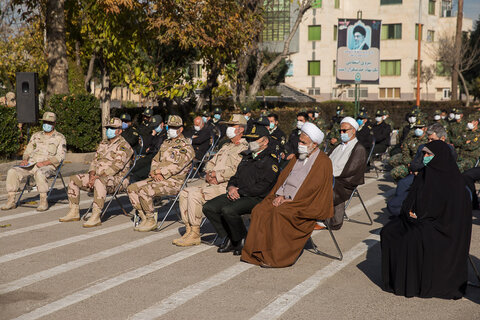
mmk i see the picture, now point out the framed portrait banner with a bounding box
[336,19,381,84]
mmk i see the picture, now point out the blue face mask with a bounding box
[106,128,117,139]
[244,115,250,121]
[423,155,434,166]
[340,133,350,143]
[154,125,163,133]
[213,114,221,120]
[42,123,53,133]
[414,128,424,137]
[357,119,364,127]
[269,122,275,129]
[202,116,208,123]
[122,122,129,130]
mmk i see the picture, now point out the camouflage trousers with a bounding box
[68,174,126,210]
[390,165,409,181]
[127,178,181,215]
[456,157,476,173]
[6,165,56,193]
[178,180,226,226]
[388,153,403,168]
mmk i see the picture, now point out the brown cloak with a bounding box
[241,151,334,268]
[331,142,367,206]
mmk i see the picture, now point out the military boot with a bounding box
[36,193,49,212]
[136,213,157,232]
[1,193,16,210]
[133,210,147,231]
[176,226,201,247]
[172,223,191,245]
[59,203,80,222]
[83,207,102,228]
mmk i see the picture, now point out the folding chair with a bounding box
[190,131,222,180]
[16,159,68,207]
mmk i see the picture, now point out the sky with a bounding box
[461,0,480,21]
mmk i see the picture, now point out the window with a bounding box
[347,88,368,98]
[334,0,340,8]
[380,0,402,4]
[312,0,322,8]
[427,30,435,42]
[333,25,337,41]
[379,88,401,99]
[415,24,423,40]
[442,88,451,99]
[436,61,450,76]
[308,88,321,95]
[428,0,436,15]
[262,0,290,42]
[381,24,402,40]
[333,60,336,76]
[308,61,321,75]
[308,25,321,41]
[441,0,452,17]
[413,60,423,76]
[189,64,202,78]
[380,60,401,76]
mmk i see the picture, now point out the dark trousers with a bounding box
[202,194,262,242]
[130,154,155,182]
[327,202,345,230]
[463,167,480,209]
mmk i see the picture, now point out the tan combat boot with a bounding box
[172,223,191,245]
[36,193,49,212]
[1,193,16,210]
[176,226,201,247]
[136,213,157,232]
[83,207,102,228]
[133,210,147,231]
[59,203,80,222]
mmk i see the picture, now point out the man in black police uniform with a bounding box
[137,108,155,152]
[188,116,212,161]
[284,111,308,160]
[208,107,227,137]
[267,113,286,147]
[242,106,254,133]
[356,110,373,152]
[203,124,279,255]
[372,109,392,154]
[120,113,140,150]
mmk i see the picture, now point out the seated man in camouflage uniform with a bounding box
[449,108,466,151]
[390,118,428,181]
[2,112,66,212]
[127,115,194,232]
[59,118,133,227]
[457,113,480,173]
[173,114,249,247]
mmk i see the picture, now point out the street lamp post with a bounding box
[416,0,422,108]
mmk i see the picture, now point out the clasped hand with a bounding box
[227,186,240,201]
[272,195,290,207]
[206,171,218,185]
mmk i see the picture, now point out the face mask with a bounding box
[414,128,424,137]
[202,116,208,123]
[340,133,350,143]
[42,123,53,133]
[357,119,364,127]
[106,128,116,139]
[448,113,455,120]
[441,115,446,120]
[375,116,382,123]
[433,115,441,121]
[298,144,309,154]
[249,141,261,153]
[296,121,304,130]
[244,115,250,121]
[194,125,201,132]
[154,125,163,133]
[382,115,387,120]
[226,126,237,139]
[336,110,341,115]
[314,112,319,118]
[269,122,275,130]
[408,117,416,124]
[167,128,178,139]
[213,114,221,120]
[122,122,129,130]
[423,155,434,166]
[455,114,461,120]
[467,122,475,130]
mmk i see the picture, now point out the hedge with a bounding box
[0,106,20,157]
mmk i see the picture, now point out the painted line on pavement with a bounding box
[0,222,132,264]
[251,232,381,320]
[12,245,211,320]
[129,263,253,320]
[0,229,179,295]
[0,221,60,239]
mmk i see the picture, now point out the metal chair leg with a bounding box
[344,189,373,225]
[156,196,181,230]
[16,176,31,207]
[309,220,343,260]
[469,254,480,287]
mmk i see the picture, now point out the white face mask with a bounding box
[226,126,237,139]
[455,114,461,120]
[375,116,383,123]
[194,125,201,132]
[249,141,261,153]
[467,122,475,130]
[167,128,178,139]
[408,117,416,124]
[296,121,304,130]
[448,113,455,120]
[433,115,441,121]
[314,112,319,118]
[382,115,387,120]
[441,115,446,120]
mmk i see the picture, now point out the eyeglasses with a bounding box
[339,129,352,133]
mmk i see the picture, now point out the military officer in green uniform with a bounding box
[382,109,394,128]
[390,118,429,181]
[457,113,480,172]
[327,106,345,150]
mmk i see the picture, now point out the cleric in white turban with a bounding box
[242,121,334,268]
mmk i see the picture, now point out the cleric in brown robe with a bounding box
[241,123,334,268]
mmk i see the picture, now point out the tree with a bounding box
[408,63,435,100]
[451,0,463,101]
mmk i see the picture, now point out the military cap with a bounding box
[241,106,251,114]
[120,113,131,122]
[213,107,222,114]
[375,109,383,116]
[167,115,183,127]
[106,117,122,129]
[255,116,270,126]
[336,105,343,111]
[358,111,368,119]
[150,115,163,125]
[450,108,457,114]
[243,124,270,140]
[455,108,463,114]
[142,108,154,117]
[359,106,367,112]
[221,114,247,126]
[382,109,390,116]
[413,118,427,128]
[434,109,442,116]
[467,113,480,122]
[41,112,56,122]
[314,106,321,112]
[201,110,210,117]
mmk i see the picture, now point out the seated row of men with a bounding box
[1,111,368,267]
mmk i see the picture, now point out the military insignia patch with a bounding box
[180,149,187,154]
[272,164,278,172]
[475,137,478,142]
[133,132,138,136]
[120,146,126,151]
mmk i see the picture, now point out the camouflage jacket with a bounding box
[449,120,467,148]
[459,129,480,160]
[150,134,194,183]
[89,135,133,178]
[23,130,66,168]
[401,134,428,165]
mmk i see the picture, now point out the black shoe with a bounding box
[232,238,245,256]
[217,238,233,253]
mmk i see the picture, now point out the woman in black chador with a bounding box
[381,140,472,299]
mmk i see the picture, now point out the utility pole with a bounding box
[416,0,422,108]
